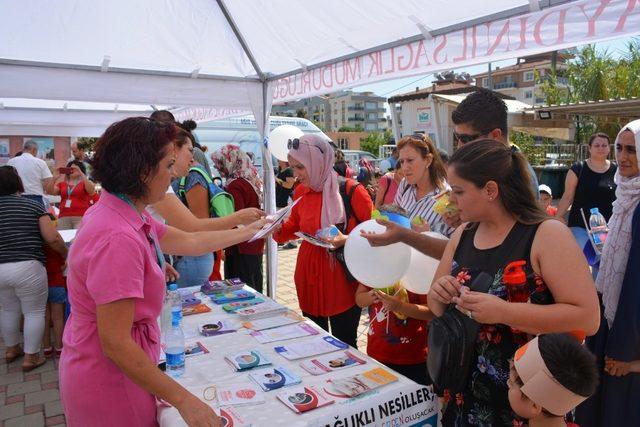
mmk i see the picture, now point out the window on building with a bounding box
[524,90,533,99]
[365,102,377,110]
[482,77,489,87]
[337,138,348,150]
[365,123,378,131]
[367,112,377,120]
[523,71,535,82]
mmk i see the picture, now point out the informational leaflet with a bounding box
[250,323,319,344]
[242,310,304,331]
[249,366,302,392]
[277,386,334,414]
[326,367,398,398]
[213,384,265,407]
[294,231,335,249]
[225,350,272,371]
[274,336,349,360]
[249,198,300,242]
[300,350,366,375]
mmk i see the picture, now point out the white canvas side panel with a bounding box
[0,65,261,108]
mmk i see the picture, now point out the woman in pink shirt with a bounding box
[59,118,265,427]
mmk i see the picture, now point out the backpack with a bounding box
[333,177,364,283]
[177,166,235,218]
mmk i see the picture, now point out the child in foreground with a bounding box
[508,333,598,426]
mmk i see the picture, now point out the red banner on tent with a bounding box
[272,0,640,103]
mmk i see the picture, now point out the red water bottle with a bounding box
[503,260,529,303]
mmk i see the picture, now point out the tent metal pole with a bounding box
[268,0,575,82]
[215,0,265,81]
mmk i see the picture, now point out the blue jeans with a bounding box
[175,253,214,288]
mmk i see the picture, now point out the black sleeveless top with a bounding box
[441,222,555,427]
[567,161,617,228]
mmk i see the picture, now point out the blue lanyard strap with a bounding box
[114,193,165,269]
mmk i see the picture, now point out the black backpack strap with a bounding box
[338,177,362,232]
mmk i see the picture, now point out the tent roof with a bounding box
[432,93,532,113]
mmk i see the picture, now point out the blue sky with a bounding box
[355,36,638,102]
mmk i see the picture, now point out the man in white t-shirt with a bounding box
[7,140,53,208]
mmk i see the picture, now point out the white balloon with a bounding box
[344,220,411,288]
[269,125,304,162]
[401,232,448,295]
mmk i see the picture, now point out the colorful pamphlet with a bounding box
[277,386,335,414]
[274,336,349,360]
[249,366,302,391]
[300,350,366,375]
[198,320,239,337]
[222,298,264,313]
[326,367,398,398]
[249,198,300,243]
[210,290,256,305]
[214,384,265,406]
[201,278,245,294]
[235,300,288,320]
[242,310,304,331]
[225,350,272,371]
[294,231,335,249]
[250,323,319,344]
[216,407,251,427]
[182,303,212,316]
[180,293,202,307]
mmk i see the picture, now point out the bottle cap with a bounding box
[590,207,600,215]
[168,283,178,291]
[503,260,527,285]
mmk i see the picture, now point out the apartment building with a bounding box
[472,51,573,105]
[328,91,388,132]
[271,96,331,130]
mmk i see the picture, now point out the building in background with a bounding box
[327,91,387,132]
[472,51,573,105]
[271,96,331,131]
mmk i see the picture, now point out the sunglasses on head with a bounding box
[287,138,324,154]
[453,131,484,145]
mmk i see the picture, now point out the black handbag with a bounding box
[427,223,526,393]
[426,271,493,393]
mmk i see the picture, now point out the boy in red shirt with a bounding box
[355,205,433,385]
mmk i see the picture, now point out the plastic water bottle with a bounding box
[160,285,172,337]
[316,225,339,239]
[167,283,182,326]
[164,317,185,378]
[589,208,608,252]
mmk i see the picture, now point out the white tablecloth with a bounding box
[157,288,439,427]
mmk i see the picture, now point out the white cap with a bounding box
[538,184,552,197]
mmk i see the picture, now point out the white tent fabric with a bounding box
[2,0,639,295]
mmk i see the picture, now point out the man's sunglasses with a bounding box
[287,138,324,154]
[453,131,483,145]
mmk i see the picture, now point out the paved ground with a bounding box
[0,244,369,426]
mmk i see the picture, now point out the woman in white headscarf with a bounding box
[576,119,640,427]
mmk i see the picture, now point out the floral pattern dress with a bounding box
[440,222,555,427]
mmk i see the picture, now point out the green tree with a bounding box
[77,137,98,152]
[338,126,356,132]
[360,132,386,155]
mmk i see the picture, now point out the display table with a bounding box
[157,287,439,426]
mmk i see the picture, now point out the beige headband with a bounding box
[513,337,587,416]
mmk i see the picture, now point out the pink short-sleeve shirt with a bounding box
[59,191,168,427]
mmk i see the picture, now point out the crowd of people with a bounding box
[0,88,638,426]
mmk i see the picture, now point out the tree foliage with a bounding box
[360,129,394,156]
[536,40,640,142]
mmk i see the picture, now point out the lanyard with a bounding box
[66,180,78,198]
[114,193,165,269]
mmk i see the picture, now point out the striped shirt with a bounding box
[0,195,48,265]
[393,178,454,237]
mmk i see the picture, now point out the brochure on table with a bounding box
[157,285,438,427]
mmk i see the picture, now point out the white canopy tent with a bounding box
[2,0,638,295]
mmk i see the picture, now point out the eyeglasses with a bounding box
[287,138,324,154]
[453,131,483,145]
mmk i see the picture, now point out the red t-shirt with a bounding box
[43,244,66,288]
[366,288,428,365]
[273,180,374,317]
[58,181,92,217]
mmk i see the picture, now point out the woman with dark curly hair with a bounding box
[59,117,266,427]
